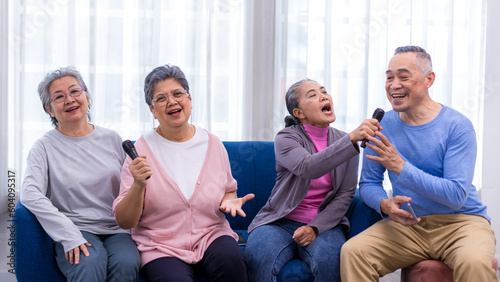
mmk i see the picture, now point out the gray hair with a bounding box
[394,45,433,75]
[144,65,190,109]
[37,66,90,128]
[284,78,316,127]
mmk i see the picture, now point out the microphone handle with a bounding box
[125,148,139,160]
[122,140,150,180]
[360,108,385,148]
[360,137,370,148]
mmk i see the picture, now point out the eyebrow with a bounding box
[305,86,326,95]
[52,84,79,94]
[386,68,411,74]
[155,88,184,95]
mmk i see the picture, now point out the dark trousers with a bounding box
[142,235,247,282]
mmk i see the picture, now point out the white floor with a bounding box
[380,270,402,282]
[3,268,498,281]
[376,268,500,282]
[1,271,404,282]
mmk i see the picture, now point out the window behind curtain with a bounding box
[9,0,487,189]
[12,0,246,180]
[274,0,486,190]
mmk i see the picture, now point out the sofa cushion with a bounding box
[345,189,383,239]
[14,201,66,282]
[15,141,382,282]
[278,259,314,282]
[223,141,276,230]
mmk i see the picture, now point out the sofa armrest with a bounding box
[346,190,382,239]
[14,201,66,282]
[13,201,195,282]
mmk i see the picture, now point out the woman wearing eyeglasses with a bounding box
[113,64,253,282]
[20,67,140,281]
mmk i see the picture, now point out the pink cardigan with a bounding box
[113,132,238,267]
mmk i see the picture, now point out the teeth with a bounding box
[168,109,181,114]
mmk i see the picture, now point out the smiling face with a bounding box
[385,52,435,113]
[46,76,89,127]
[150,78,192,130]
[292,81,336,128]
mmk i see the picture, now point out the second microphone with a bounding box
[360,108,385,148]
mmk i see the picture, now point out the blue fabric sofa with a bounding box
[14,141,382,281]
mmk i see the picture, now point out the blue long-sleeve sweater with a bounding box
[359,105,489,221]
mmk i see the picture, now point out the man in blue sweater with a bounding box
[340,46,497,281]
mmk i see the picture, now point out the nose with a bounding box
[389,78,402,90]
[165,94,178,106]
[64,93,76,104]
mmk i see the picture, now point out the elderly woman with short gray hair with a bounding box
[113,64,253,282]
[21,66,140,281]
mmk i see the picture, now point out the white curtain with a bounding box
[0,0,489,276]
[275,0,485,134]
[14,0,252,151]
[274,0,486,190]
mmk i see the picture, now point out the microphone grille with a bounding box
[122,139,134,151]
[373,108,385,121]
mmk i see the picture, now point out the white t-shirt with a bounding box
[143,125,208,201]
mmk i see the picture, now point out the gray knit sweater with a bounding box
[248,124,360,235]
[21,126,129,252]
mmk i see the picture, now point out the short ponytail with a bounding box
[284,78,315,127]
[284,115,300,127]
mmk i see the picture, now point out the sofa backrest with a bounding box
[222,141,276,230]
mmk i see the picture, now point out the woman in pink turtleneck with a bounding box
[246,79,382,282]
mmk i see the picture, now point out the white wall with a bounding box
[481,0,500,265]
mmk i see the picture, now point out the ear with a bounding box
[187,93,192,108]
[292,108,305,120]
[149,106,156,119]
[46,106,55,118]
[425,71,436,88]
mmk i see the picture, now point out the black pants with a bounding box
[142,235,247,282]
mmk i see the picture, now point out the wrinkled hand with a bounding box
[365,131,405,174]
[349,118,383,143]
[381,196,420,226]
[220,193,255,217]
[293,226,317,247]
[129,155,152,187]
[65,242,91,265]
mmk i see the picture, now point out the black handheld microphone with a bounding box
[360,108,385,148]
[122,140,150,180]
